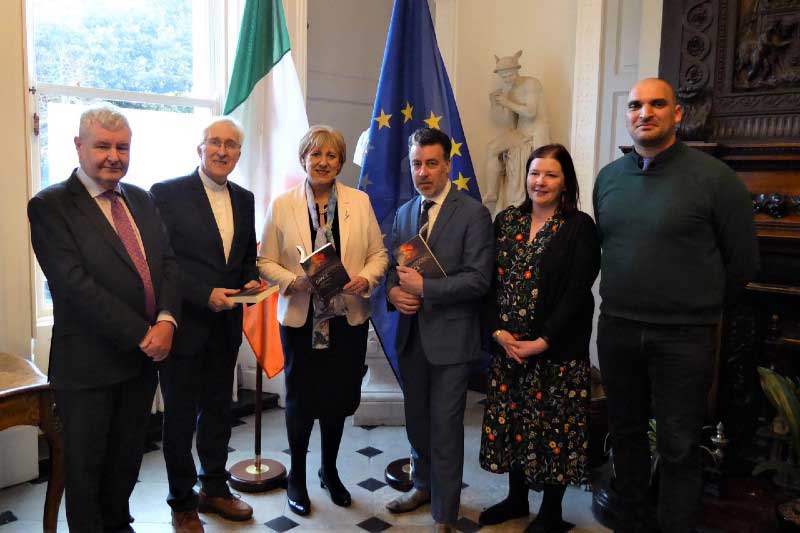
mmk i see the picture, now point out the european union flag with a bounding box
[358,0,481,384]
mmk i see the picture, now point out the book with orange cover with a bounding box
[296,243,351,302]
[394,225,446,278]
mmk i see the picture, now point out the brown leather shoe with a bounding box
[198,491,253,521]
[385,488,431,513]
[171,510,204,532]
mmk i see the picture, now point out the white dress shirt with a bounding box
[419,179,451,236]
[198,167,234,263]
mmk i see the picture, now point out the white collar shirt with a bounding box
[419,179,451,237]
[198,166,234,263]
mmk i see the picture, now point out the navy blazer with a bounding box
[150,170,259,356]
[28,171,181,390]
[387,186,494,365]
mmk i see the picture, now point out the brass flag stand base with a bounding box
[229,456,285,492]
[229,363,286,492]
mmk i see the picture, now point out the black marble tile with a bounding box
[282,448,308,455]
[0,511,18,526]
[356,446,383,458]
[264,515,298,532]
[357,477,387,492]
[455,516,482,532]
[357,516,392,532]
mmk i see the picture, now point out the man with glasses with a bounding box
[151,117,259,531]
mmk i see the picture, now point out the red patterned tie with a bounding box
[103,190,157,322]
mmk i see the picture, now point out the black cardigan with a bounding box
[485,209,601,363]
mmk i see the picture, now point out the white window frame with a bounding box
[26,0,237,324]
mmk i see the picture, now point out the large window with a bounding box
[29,0,232,315]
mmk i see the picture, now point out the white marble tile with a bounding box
[0,391,616,532]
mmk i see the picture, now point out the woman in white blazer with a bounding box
[258,125,388,517]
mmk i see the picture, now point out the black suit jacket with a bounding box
[150,170,259,356]
[27,171,181,390]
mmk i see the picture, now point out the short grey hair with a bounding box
[200,116,245,146]
[78,102,131,139]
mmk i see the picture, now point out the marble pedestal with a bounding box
[353,328,406,426]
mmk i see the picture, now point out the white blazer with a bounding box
[258,181,389,327]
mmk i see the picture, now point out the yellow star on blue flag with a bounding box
[452,172,471,191]
[374,109,392,129]
[401,102,413,123]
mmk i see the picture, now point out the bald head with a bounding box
[633,78,677,104]
[625,78,682,157]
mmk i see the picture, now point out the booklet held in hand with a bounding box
[394,224,446,278]
[296,243,351,302]
[228,284,279,304]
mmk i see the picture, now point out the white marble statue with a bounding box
[485,50,551,215]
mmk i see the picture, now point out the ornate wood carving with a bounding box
[661,0,800,143]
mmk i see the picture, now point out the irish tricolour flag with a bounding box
[226,0,309,378]
[225,0,309,231]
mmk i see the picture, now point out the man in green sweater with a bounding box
[593,78,758,533]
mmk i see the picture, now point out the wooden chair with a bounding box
[0,352,63,532]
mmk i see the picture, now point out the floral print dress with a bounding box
[479,206,590,487]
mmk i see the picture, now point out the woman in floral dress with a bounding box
[479,144,600,532]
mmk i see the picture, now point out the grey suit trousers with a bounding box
[399,319,471,524]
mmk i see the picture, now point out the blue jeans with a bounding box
[597,314,714,533]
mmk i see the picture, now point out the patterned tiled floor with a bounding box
[0,391,611,532]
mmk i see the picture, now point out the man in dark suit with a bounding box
[150,117,259,531]
[385,128,494,532]
[28,103,180,532]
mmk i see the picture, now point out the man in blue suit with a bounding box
[150,117,259,532]
[385,128,494,532]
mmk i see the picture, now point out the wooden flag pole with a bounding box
[230,300,286,492]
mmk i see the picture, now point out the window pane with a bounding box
[39,95,213,191]
[33,0,203,96]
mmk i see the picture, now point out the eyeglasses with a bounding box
[205,138,241,151]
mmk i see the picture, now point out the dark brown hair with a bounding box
[519,143,579,215]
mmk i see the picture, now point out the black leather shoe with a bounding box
[479,497,529,525]
[318,469,352,507]
[287,475,311,516]
[524,517,575,533]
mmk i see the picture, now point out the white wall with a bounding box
[0,0,34,360]
[306,0,393,188]
[0,0,39,489]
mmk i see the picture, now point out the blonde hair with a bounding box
[297,125,347,172]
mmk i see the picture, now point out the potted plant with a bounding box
[753,366,800,531]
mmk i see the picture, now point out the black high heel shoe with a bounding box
[318,468,352,507]
[287,474,311,516]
